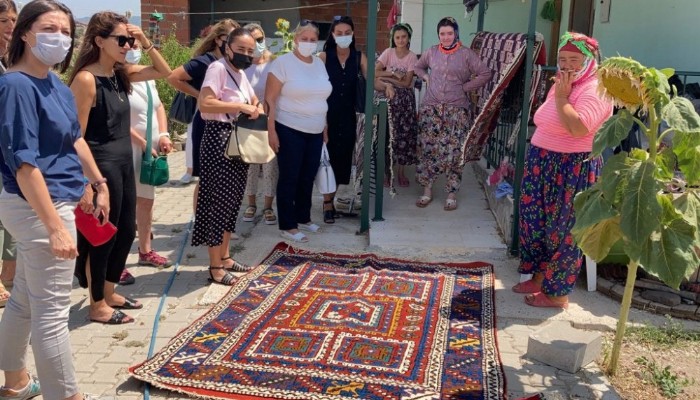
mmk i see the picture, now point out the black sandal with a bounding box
[90,309,134,325]
[208,266,237,285]
[323,200,335,224]
[221,257,254,273]
[112,296,143,310]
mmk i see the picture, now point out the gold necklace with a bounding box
[104,68,123,102]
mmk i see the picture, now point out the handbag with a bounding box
[74,208,117,246]
[139,82,170,186]
[315,143,336,194]
[223,69,275,164]
[168,91,196,124]
[355,51,366,114]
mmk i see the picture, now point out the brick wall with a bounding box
[299,0,393,53]
[141,0,190,45]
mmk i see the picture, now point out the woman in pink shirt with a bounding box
[512,32,613,309]
[413,17,491,211]
[193,28,262,285]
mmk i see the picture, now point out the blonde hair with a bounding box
[294,23,319,39]
[194,18,240,57]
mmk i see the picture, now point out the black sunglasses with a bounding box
[300,19,319,28]
[108,35,136,48]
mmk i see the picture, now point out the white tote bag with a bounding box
[315,143,337,194]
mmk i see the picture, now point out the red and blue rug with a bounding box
[130,243,505,399]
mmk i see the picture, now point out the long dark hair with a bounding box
[322,15,356,52]
[68,11,131,92]
[194,18,239,57]
[7,0,75,73]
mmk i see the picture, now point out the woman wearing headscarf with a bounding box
[413,17,491,211]
[512,32,613,309]
[374,23,419,188]
[318,16,368,224]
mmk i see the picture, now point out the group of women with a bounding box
[0,0,613,397]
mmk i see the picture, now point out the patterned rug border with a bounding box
[129,242,507,400]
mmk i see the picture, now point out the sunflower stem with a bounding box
[657,128,674,145]
[647,105,660,162]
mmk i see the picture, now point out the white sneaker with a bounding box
[179,173,193,184]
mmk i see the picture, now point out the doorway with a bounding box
[568,0,595,36]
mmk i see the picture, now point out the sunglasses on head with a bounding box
[108,35,136,48]
[255,36,265,44]
[300,19,319,28]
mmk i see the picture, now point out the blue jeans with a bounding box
[275,122,323,231]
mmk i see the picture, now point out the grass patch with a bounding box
[626,316,700,347]
[634,356,694,398]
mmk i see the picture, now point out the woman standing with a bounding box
[0,0,17,309]
[0,1,110,398]
[318,16,367,224]
[166,19,239,208]
[241,23,278,226]
[413,17,490,211]
[68,11,171,324]
[513,32,612,309]
[193,28,259,285]
[126,42,173,271]
[374,23,419,188]
[266,20,333,242]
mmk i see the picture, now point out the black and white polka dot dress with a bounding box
[192,120,249,247]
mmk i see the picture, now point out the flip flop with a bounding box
[512,280,541,294]
[444,198,458,211]
[112,296,143,310]
[90,309,134,324]
[298,223,320,233]
[416,195,432,208]
[280,231,308,243]
[524,292,569,309]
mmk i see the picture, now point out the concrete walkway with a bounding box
[3,150,698,400]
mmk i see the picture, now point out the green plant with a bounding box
[571,56,700,375]
[270,18,294,56]
[634,356,692,398]
[626,316,700,347]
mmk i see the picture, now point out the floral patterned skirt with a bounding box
[388,87,419,166]
[518,145,601,296]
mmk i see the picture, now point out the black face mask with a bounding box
[219,41,227,57]
[230,52,253,70]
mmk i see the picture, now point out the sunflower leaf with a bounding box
[656,147,676,181]
[620,160,663,248]
[573,217,623,262]
[639,218,699,290]
[592,109,634,157]
[662,96,700,135]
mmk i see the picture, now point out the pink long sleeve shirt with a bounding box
[413,45,492,109]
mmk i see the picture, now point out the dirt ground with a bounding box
[600,333,700,399]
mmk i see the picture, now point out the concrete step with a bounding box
[526,320,603,374]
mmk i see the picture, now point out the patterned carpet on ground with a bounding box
[130,243,505,400]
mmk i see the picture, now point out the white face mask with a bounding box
[334,34,353,49]
[125,49,142,64]
[30,32,72,66]
[253,41,265,58]
[296,41,317,57]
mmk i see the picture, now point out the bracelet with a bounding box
[158,132,170,138]
[143,44,155,53]
[90,177,107,189]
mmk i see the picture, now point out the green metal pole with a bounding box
[360,0,379,233]
[510,0,538,255]
[477,0,487,32]
[373,101,387,221]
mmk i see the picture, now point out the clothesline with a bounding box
[148,1,358,17]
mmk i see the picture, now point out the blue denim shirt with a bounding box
[0,71,84,202]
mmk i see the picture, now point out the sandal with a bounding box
[323,201,335,224]
[524,292,569,309]
[90,309,134,324]
[416,195,432,208]
[262,208,277,225]
[208,266,237,286]
[221,257,254,272]
[0,373,41,399]
[512,280,541,294]
[299,222,320,233]
[280,230,308,243]
[242,205,257,222]
[444,197,458,211]
[112,296,143,310]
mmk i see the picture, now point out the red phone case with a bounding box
[74,208,117,246]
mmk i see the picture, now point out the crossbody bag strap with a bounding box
[356,51,362,78]
[224,67,250,122]
[144,82,153,162]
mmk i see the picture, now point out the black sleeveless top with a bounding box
[325,47,360,116]
[84,74,132,162]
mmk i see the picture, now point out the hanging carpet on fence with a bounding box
[130,243,505,400]
[462,31,545,163]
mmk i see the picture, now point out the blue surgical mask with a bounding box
[334,34,353,49]
[254,41,266,58]
[30,32,72,66]
[125,49,142,64]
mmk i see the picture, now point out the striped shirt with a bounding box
[531,78,613,153]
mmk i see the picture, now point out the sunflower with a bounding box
[597,57,670,114]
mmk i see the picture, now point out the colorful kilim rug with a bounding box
[130,243,505,400]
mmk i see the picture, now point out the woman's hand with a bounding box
[127,24,151,48]
[323,126,329,144]
[93,184,110,226]
[268,128,280,153]
[385,85,395,100]
[243,104,260,119]
[79,184,94,214]
[554,70,573,100]
[49,226,78,259]
[158,136,173,154]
